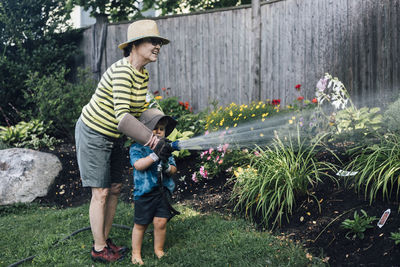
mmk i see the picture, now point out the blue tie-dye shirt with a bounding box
[129,143,176,200]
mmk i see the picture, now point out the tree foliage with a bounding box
[69,0,144,22]
[145,0,251,16]
[0,0,81,126]
[69,0,251,23]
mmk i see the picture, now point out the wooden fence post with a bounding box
[91,15,108,81]
[251,0,261,101]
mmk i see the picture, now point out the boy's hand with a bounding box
[161,161,170,173]
[153,138,173,161]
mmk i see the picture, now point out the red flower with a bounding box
[153,90,159,95]
[297,96,304,101]
[179,101,184,106]
[295,84,301,91]
[271,99,281,106]
[312,98,318,103]
[162,87,166,91]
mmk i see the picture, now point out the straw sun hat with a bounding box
[118,19,170,50]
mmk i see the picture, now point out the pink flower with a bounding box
[204,131,209,135]
[209,148,214,154]
[207,156,211,160]
[217,144,223,152]
[222,143,229,152]
[218,160,223,164]
[215,155,220,162]
[192,172,198,182]
[199,166,208,178]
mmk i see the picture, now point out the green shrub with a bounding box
[191,144,250,182]
[229,130,339,229]
[345,133,400,204]
[333,106,382,140]
[341,209,377,240]
[0,119,60,150]
[23,67,95,140]
[383,95,400,133]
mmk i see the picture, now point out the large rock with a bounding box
[0,148,62,205]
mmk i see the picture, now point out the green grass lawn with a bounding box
[0,202,326,266]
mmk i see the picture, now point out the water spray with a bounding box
[170,111,308,151]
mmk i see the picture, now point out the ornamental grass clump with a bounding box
[345,133,400,205]
[230,129,339,229]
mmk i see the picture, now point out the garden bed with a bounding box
[37,142,400,266]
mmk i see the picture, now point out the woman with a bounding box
[75,19,173,263]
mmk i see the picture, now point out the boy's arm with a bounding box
[133,152,159,171]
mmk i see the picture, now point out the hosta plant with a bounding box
[0,119,60,150]
[229,129,339,229]
[390,230,400,245]
[341,209,377,240]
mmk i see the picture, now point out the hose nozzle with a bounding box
[171,141,181,151]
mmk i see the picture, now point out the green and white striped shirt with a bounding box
[81,57,149,138]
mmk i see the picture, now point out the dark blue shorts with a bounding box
[134,189,172,225]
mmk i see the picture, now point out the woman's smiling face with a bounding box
[136,38,163,62]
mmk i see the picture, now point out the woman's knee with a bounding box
[110,183,122,195]
[91,188,110,203]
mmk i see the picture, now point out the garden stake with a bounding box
[377,209,391,228]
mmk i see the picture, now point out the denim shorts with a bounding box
[134,189,171,225]
[75,117,124,188]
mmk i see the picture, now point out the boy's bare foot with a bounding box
[155,250,165,259]
[131,255,144,265]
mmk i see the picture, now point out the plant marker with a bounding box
[377,209,391,228]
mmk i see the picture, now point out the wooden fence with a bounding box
[78,0,400,112]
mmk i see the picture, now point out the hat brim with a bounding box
[144,114,177,137]
[118,36,170,50]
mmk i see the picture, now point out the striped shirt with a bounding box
[81,57,149,138]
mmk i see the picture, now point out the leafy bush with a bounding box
[341,209,377,240]
[0,119,60,150]
[191,143,250,182]
[383,95,400,133]
[334,106,382,139]
[345,133,400,204]
[0,0,82,125]
[23,67,95,140]
[229,130,339,229]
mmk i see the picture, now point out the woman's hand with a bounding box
[153,138,173,161]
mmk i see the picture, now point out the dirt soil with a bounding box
[36,143,400,267]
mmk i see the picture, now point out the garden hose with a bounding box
[7,224,131,267]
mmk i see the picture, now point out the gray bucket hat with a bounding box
[139,108,177,137]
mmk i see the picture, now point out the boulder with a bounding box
[0,148,62,205]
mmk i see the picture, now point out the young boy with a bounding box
[129,108,178,265]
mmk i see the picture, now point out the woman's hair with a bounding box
[123,39,144,57]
